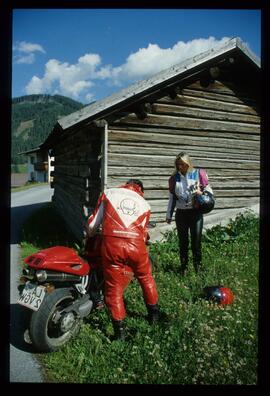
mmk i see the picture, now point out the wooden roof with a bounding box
[19,146,43,155]
[41,37,260,148]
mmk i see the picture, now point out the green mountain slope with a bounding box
[12,94,85,166]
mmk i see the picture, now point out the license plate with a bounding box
[17,282,46,311]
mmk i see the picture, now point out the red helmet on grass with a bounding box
[203,285,234,305]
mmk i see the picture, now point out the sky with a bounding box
[12,8,261,105]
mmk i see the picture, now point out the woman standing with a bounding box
[166,152,213,274]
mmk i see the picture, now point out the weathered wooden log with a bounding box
[51,139,92,156]
[108,131,259,152]
[107,153,259,170]
[109,124,260,141]
[53,187,95,231]
[147,196,259,213]
[108,143,260,160]
[53,158,100,177]
[54,164,92,176]
[113,113,260,134]
[151,103,260,124]
[54,184,85,209]
[54,173,87,188]
[53,199,84,240]
[142,188,260,200]
[124,103,153,120]
[181,87,257,107]
[186,80,257,100]
[107,166,259,177]
[157,94,259,116]
[107,176,260,190]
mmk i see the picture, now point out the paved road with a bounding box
[10,185,54,383]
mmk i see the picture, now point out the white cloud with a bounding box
[25,36,233,102]
[85,92,95,102]
[15,53,35,64]
[25,56,96,98]
[78,53,101,67]
[113,36,231,83]
[25,76,44,94]
[13,40,46,64]
[13,41,46,54]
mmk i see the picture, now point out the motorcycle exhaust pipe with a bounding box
[35,270,82,283]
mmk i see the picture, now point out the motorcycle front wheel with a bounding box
[29,288,81,352]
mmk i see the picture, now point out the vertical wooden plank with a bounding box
[101,121,108,191]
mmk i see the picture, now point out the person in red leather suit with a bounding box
[85,179,160,340]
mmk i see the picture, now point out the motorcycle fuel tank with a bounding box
[24,246,90,276]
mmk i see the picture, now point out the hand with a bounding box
[194,184,203,195]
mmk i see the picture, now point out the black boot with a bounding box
[112,320,126,341]
[193,254,202,273]
[180,257,188,275]
[193,261,201,273]
[146,304,160,324]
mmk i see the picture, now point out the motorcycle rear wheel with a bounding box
[29,288,81,352]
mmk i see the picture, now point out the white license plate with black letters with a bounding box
[17,282,46,311]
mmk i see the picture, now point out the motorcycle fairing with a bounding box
[24,246,90,276]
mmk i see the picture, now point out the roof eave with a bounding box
[19,146,42,155]
[57,37,260,132]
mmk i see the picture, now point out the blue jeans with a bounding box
[175,209,203,272]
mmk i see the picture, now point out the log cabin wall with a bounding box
[51,125,103,239]
[106,79,260,222]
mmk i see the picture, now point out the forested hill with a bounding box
[12,94,85,165]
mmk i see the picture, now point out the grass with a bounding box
[11,163,27,173]
[20,202,78,253]
[20,205,259,384]
[11,181,49,193]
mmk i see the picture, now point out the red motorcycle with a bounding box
[17,235,104,352]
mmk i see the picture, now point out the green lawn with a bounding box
[20,204,259,384]
[11,163,27,173]
[11,181,49,193]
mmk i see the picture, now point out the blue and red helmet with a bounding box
[203,285,234,305]
[193,191,215,214]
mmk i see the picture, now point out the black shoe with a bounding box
[179,267,188,276]
[146,304,160,325]
[180,258,188,275]
[112,320,126,341]
[157,311,170,326]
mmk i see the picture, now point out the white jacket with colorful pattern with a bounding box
[166,168,213,219]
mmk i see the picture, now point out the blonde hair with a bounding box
[172,152,194,175]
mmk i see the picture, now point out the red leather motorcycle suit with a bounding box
[86,184,158,320]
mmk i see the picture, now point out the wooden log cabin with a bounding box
[41,38,260,240]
